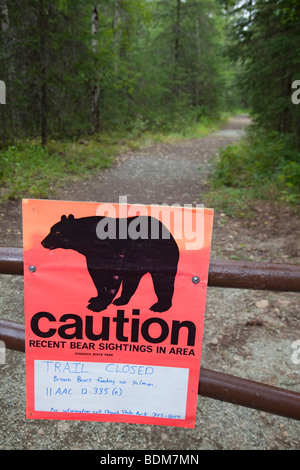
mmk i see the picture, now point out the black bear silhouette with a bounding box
[41,214,179,313]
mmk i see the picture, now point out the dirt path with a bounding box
[0,115,300,450]
[58,115,251,207]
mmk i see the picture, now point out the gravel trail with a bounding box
[0,115,299,450]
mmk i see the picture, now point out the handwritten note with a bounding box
[34,360,189,419]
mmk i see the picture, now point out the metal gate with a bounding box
[1,247,300,421]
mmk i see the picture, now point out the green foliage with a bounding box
[0,112,230,202]
[0,143,64,200]
[0,0,234,145]
[0,139,114,201]
[129,0,232,130]
[209,127,300,211]
[208,0,300,215]
[205,186,253,218]
[0,0,94,143]
[223,0,300,146]
[145,112,231,141]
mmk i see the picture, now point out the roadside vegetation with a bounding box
[207,0,300,217]
[1,0,299,213]
[0,0,238,203]
[207,126,300,218]
[0,113,231,202]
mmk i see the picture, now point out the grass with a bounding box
[206,126,300,217]
[0,113,232,202]
[145,112,232,143]
[0,134,144,202]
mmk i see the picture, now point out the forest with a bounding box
[0,0,299,206]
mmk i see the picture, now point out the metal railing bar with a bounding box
[199,368,300,422]
[1,318,300,421]
[0,247,300,292]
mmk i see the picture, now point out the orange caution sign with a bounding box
[23,198,213,428]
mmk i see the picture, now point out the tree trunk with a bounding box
[173,0,181,94]
[91,5,100,133]
[0,0,8,107]
[0,0,14,141]
[39,0,47,146]
[112,0,118,73]
[194,17,201,106]
[0,0,9,33]
[174,0,181,64]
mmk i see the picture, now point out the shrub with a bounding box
[209,127,300,210]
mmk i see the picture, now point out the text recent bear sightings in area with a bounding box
[41,214,179,313]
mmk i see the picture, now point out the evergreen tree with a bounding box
[0,0,94,144]
[223,0,300,147]
[0,0,230,142]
